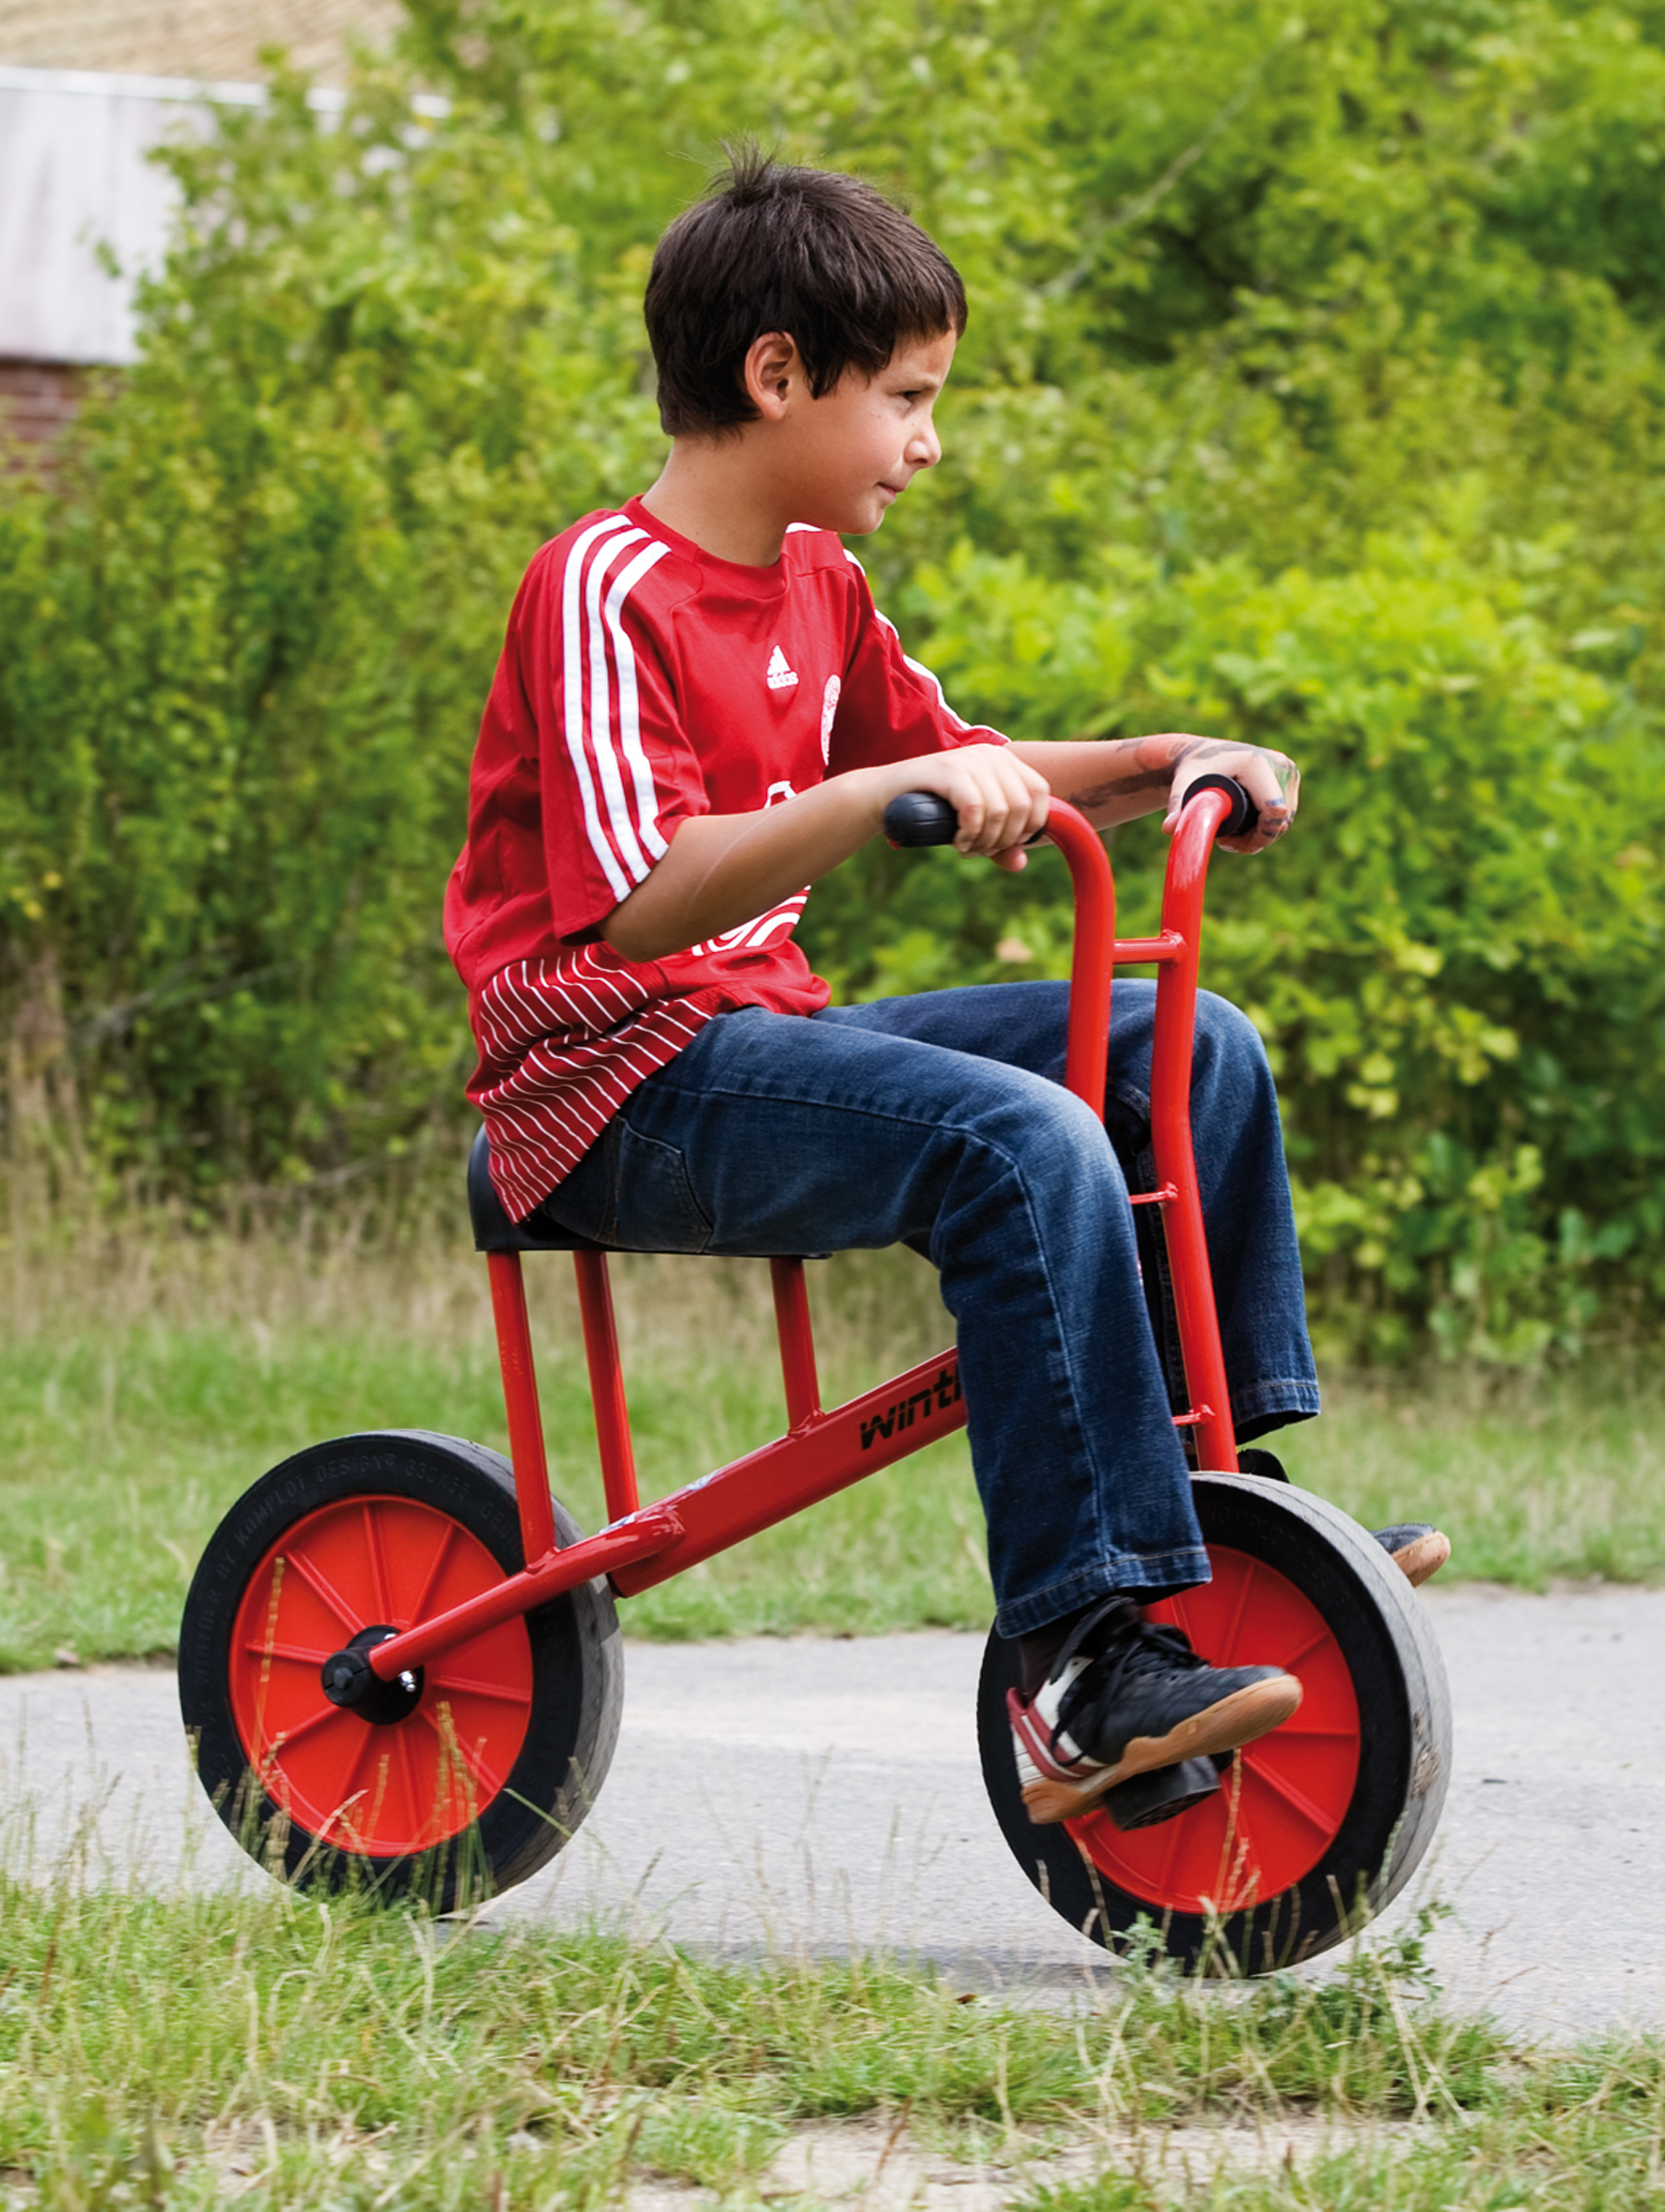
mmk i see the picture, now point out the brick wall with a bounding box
[0,358,84,445]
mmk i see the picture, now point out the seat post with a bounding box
[573,1251,640,1521]
[770,1257,822,1430]
[486,1251,558,1564]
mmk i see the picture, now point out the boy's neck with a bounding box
[638,437,793,569]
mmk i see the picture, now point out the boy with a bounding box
[446,154,1445,1830]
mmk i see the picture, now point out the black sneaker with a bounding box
[1006,1596,1301,1826]
[1373,1523,1451,1587]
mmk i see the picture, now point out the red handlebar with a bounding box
[910,785,1243,1473]
[1038,802,1116,1117]
[1144,784,1239,1472]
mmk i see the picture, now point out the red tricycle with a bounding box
[179,777,1450,1974]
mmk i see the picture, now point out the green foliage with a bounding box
[836,532,1665,1359]
[3,0,1665,1347]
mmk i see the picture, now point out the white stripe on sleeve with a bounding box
[584,527,652,883]
[603,538,675,864]
[561,515,636,902]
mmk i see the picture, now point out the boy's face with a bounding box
[767,328,957,536]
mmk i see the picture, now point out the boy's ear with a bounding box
[741,332,803,422]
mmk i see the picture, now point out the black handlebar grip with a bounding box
[1181,773,1260,839]
[882,791,960,847]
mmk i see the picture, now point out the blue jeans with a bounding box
[546,982,1318,1638]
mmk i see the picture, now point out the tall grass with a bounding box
[3,1851,1663,2208]
[0,1852,1502,2207]
[2,1197,1663,1673]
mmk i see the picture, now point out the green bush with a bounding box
[2,0,1664,1354]
[829,533,1665,1358]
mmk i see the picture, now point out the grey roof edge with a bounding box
[0,63,448,116]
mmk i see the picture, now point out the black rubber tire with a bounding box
[977,1474,1451,1973]
[179,1430,622,1909]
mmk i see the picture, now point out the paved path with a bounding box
[2,1584,1661,2039]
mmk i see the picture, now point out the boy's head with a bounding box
[645,149,967,441]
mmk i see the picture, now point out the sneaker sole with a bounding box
[1019,1672,1302,1827]
[1391,1531,1451,1589]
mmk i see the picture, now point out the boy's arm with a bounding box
[1010,734,1298,855]
[604,730,1299,962]
[602,742,1049,963]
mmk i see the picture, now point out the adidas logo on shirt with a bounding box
[766,645,800,691]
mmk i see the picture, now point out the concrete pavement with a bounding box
[2,1583,1662,2038]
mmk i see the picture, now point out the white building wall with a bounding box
[0,66,249,364]
[0,65,413,366]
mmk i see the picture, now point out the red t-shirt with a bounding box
[445,497,1004,1220]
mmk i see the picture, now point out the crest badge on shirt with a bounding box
[766,645,799,692]
[819,675,841,762]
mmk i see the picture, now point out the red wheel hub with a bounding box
[229,1497,533,1857]
[1067,1546,1361,1914]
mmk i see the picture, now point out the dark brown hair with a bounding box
[645,148,968,437]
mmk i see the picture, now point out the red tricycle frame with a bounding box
[360,785,1244,1691]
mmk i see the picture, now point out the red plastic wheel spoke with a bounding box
[361,1502,395,1624]
[319,1727,373,1835]
[1217,1553,1259,1661]
[360,1749,397,1846]
[241,1639,331,1666]
[1240,1753,1337,1838]
[417,1701,506,1803]
[425,1669,534,1708]
[266,1702,339,1755]
[391,1725,427,1841]
[409,1520,460,1627]
[279,1546,363,1636]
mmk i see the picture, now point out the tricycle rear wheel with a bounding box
[977,1473,1450,1973]
[179,1430,621,1909]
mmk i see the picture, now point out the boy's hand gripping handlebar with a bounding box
[879,789,967,847]
[1170,773,1260,841]
[879,774,1258,849]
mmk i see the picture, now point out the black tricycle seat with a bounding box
[467,1126,825,1260]
[468,1127,608,1254]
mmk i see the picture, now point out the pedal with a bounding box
[1101,1755,1222,1831]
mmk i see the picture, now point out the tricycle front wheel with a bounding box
[179,1430,622,1909]
[977,1473,1450,1974]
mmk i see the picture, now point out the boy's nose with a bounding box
[905,420,941,470]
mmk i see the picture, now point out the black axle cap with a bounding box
[320,1627,424,1724]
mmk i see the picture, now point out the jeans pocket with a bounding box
[607,1121,714,1254]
